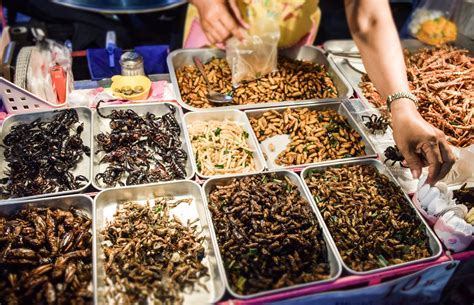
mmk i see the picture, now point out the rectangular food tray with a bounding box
[202,170,342,299]
[300,158,443,276]
[93,180,225,304]
[167,46,353,112]
[0,194,96,302]
[183,109,267,179]
[244,101,377,170]
[0,107,93,201]
[91,102,194,190]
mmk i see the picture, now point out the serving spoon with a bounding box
[193,56,233,105]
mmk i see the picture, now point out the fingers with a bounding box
[419,141,443,185]
[228,0,250,29]
[203,26,218,45]
[202,14,243,44]
[219,12,245,41]
[402,148,424,180]
[437,138,456,181]
[400,143,424,180]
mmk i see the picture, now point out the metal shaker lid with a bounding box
[120,51,144,69]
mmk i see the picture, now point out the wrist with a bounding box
[390,98,421,123]
[390,98,418,114]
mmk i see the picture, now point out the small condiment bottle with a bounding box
[120,51,145,76]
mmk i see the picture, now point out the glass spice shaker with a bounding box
[120,51,145,76]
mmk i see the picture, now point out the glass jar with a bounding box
[120,51,145,76]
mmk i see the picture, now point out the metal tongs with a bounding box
[326,50,366,74]
[326,51,362,59]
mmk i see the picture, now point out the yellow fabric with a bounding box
[183,0,320,48]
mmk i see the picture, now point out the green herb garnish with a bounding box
[377,254,389,267]
[214,127,222,136]
[236,276,246,291]
[215,164,224,169]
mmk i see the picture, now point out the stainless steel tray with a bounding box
[202,170,342,299]
[300,159,443,276]
[183,109,267,179]
[91,102,194,190]
[93,180,225,304]
[0,107,93,201]
[244,101,377,170]
[167,46,353,112]
[0,194,96,303]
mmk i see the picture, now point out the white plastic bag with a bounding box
[27,39,73,104]
[226,0,280,86]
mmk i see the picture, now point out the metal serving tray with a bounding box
[0,194,96,302]
[202,170,342,299]
[300,159,443,276]
[93,180,225,304]
[244,101,377,170]
[183,109,267,179]
[0,107,93,201]
[91,102,194,190]
[167,46,353,112]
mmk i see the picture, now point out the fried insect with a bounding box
[362,114,389,135]
[360,46,474,147]
[208,173,330,295]
[249,108,366,166]
[305,165,432,272]
[0,206,93,304]
[177,57,338,108]
[453,184,474,210]
[95,102,187,187]
[0,109,90,198]
[101,198,208,304]
[384,145,407,167]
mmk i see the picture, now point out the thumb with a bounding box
[403,149,424,179]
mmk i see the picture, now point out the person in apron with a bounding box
[185,0,456,185]
[184,0,320,48]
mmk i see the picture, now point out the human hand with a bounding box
[192,0,247,44]
[391,99,456,185]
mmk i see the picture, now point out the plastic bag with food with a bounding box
[407,0,464,45]
[226,0,280,86]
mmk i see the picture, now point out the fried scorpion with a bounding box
[0,109,90,198]
[95,101,187,187]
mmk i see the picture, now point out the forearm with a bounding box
[345,0,418,115]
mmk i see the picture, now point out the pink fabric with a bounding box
[185,18,211,48]
[151,81,166,99]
